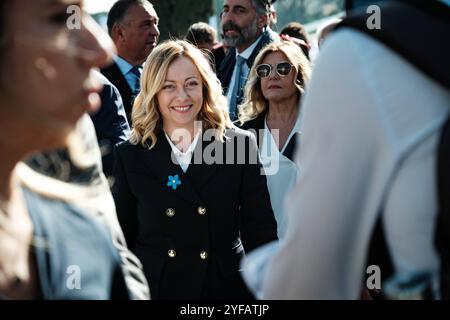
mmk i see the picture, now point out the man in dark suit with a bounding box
[101,0,160,125]
[217,0,279,121]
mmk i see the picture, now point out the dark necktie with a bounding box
[229,56,247,120]
[130,65,142,95]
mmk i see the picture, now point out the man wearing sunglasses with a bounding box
[217,0,279,121]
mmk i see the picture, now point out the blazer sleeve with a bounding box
[112,145,138,252]
[239,133,278,253]
[91,79,130,177]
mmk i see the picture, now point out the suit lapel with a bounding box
[142,131,203,205]
[101,62,134,115]
[247,29,277,68]
[251,111,266,149]
[282,132,299,162]
[240,110,267,148]
[185,134,220,190]
[217,48,236,95]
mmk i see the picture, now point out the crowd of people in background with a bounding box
[0,0,448,301]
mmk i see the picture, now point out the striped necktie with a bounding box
[229,55,247,120]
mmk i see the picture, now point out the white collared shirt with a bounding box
[164,131,201,173]
[226,35,263,104]
[259,113,302,238]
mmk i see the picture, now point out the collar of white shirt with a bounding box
[263,111,302,155]
[115,55,134,75]
[236,34,263,60]
[164,131,201,172]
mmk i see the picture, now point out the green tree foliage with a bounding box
[152,0,214,40]
[212,0,344,33]
[274,0,344,31]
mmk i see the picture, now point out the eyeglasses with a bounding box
[255,62,293,78]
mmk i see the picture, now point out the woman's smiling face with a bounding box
[156,56,204,135]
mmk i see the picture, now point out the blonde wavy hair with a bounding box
[130,39,231,149]
[238,40,311,125]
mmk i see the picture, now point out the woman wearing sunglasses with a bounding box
[239,41,310,238]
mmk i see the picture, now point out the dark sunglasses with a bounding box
[256,62,293,78]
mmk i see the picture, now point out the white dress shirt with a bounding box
[164,131,201,173]
[260,114,301,238]
[226,35,263,104]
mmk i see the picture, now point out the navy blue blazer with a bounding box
[112,127,278,299]
[91,72,130,177]
[101,62,134,125]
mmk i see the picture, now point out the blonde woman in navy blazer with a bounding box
[112,40,278,300]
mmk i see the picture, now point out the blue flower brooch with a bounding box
[167,175,182,190]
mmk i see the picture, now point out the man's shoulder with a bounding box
[101,61,123,80]
[93,70,120,94]
[258,28,279,49]
[248,28,279,65]
[116,140,139,154]
[265,27,280,43]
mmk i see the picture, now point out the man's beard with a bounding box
[221,19,258,48]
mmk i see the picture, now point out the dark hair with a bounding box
[107,0,153,36]
[252,0,272,15]
[280,22,310,60]
[185,22,217,47]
